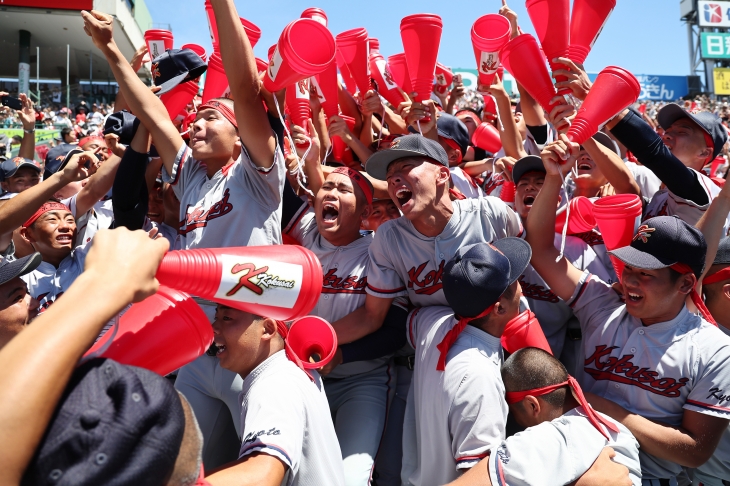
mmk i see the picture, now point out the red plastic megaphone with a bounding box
[369,52,407,108]
[205,0,261,52]
[567,66,640,145]
[569,0,617,65]
[500,34,559,113]
[472,122,502,153]
[264,19,336,93]
[286,78,312,141]
[239,17,261,48]
[368,37,380,56]
[300,7,328,26]
[286,316,338,369]
[144,29,173,60]
[471,14,511,88]
[387,53,413,95]
[181,43,207,63]
[500,181,516,204]
[501,310,552,355]
[83,286,212,376]
[400,14,443,103]
[434,62,453,94]
[155,246,323,321]
[202,52,229,103]
[336,50,358,96]
[592,194,642,278]
[525,0,570,95]
[554,196,596,234]
[332,114,356,163]
[256,57,268,75]
[314,61,340,119]
[336,28,371,94]
[161,80,199,120]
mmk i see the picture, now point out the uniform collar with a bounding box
[242,350,289,393]
[452,323,503,364]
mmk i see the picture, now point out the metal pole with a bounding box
[36,46,39,101]
[66,44,70,108]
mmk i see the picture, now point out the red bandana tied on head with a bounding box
[670,263,717,326]
[442,137,463,164]
[703,266,730,285]
[275,320,314,381]
[23,202,71,228]
[198,101,238,129]
[505,375,619,441]
[435,305,494,371]
[331,167,373,204]
[78,136,105,149]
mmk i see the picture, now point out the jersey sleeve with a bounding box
[161,143,196,198]
[684,328,730,420]
[283,206,318,247]
[61,194,80,218]
[449,371,506,470]
[567,271,623,336]
[480,197,525,239]
[365,225,407,299]
[562,235,611,283]
[232,139,285,211]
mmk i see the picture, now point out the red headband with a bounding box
[198,101,238,129]
[442,137,463,164]
[670,263,717,326]
[506,375,619,441]
[331,167,373,204]
[703,266,730,285]
[78,136,105,149]
[435,305,494,371]
[275,320,314,381]
[23,202,71,228]
[703,131,715,164]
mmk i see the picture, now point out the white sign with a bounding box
[214,254,303,309]
[699,1,730,27]
[18,62,30,95]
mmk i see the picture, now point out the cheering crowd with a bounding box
[1,1,730,485]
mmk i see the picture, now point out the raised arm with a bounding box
[581,137,640,196]
[81,10,184,175]
[16,94,37,162]
[72,152,122,217]
[481,76,526,160]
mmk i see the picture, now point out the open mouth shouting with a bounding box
[321,201,339,225]
[213,339,227,357]
[56,234,74,246]
[395,186,413,209]
[625,289,644,304]
[523,195,536,208]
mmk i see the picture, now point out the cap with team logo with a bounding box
[0,156,42,181]
[512,155,545,185]
[657,104,728,160]
[365,134,449,181]
[151,48,207,95]
[44,143,77,179]
[437,113,470,155]
[609,215,706,278]
[103,110,140,146]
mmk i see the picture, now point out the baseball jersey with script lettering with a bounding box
[366,197,523,307]
[162,142,285,250]
[568,271,730,480]
[238,350,344,486]
[403,306,507,486]
[487,407,642,486]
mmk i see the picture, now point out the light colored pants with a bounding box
[325,363,393,486]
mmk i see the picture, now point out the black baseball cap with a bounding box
[151,48,207,95]
[23,358,186,485]
[45,143,77,179]
[512,155,545,185]
[437,113,470,155]
[365,134,449,181]
[713,236,730,266]
[46,147,85,178]
[657,104,728,160]
[588,131,620,156]
[609,216,706,278]
[0,157,42,181]
[443,238,532,318]
[0,252,42,285]
[103,110,140,146]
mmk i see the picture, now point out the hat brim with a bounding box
[365,149,444,181]
[590,132,620,156]
[492,237,532,285]
[156,71,189,96]
[5,161,42,179]
[57,147,85,173]
[657,104,710,139]
[608,245,678,272]
[512,156,545,185]
[0,252,42,286]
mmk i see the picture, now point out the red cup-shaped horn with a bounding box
[202,52,229,103]
[287,316,338,369]
[336,50,358,96]
[368,37,380,56]
[161,81,199,120]
[471,14,511,87]
[300,7,328,26]
[256,57,268,74]
[182,43,207,63]
[264,19,337,92]
[400,13,443,102]
[370,53,408,108]
[567,66,641,145]
[315,61,340,119]
[525,0,570,95]
[286,78,312,143]
[500,34,559,113]
[434,62,453,94]
[569,0,617,65]
[501,310,553,355]
[332,114,355,162]
[144,29,174,60]
[205,0,219,52]
[554,196,596,235]
[84,287,213,376]
[387,53,413,94]
[501,181,516,203]
[240,17,262,48]
[471,122,502,153]
[336,28,371,94]
[592,194,642,277]
[155,245,323,321]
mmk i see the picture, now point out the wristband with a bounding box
[24,128,35,134]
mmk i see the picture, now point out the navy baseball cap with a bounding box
[365,134,449,181]
[151,48,207,95]
[23,358,186,485]
[0,252,42,285]
[0,157,42,181]
[437,113,470,155]
[103,110,140,146]
[713,236,730,266]
[443,238,532,318]
[45,143,77,179]
[512,155,545,185]
[609,216,706,278]
[657,104,728,160]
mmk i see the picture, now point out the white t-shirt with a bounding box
[403,306,507,486]
[238,350,344,486]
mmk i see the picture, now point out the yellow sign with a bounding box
[714,68,730,95]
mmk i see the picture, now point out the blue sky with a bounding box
[146,0,691,76]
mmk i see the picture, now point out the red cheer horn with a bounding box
[526,0,570,95]
[387,53,413,96]
[567,66,640,145]
[472,122,502,153]
[500,180,516,204]
[264,19,336,93]
[144,29,173,60]
[240,17,261,48]
[368,37,380,56]
[161,80,199,120]
[256,57,268,74]
[554,196,596,235]
[202,52,229,103]
[501,310,552,355]
[400,13,443,103]
[181,43,207,63]
[84,287,212,376]
[500,34,559,114]
[370,52,408,108]
[155,246,323,321]
[287,316,338,369]
[205,0,260,52]
[337,28,371,94]
[300,7,328,26]
[569,0,617,65]
[592,194,642,278]
[286,78,312,142]
[336,50,358,96]
[471,14,511,88]
[434,62,453,94]
[332,114,356,163]
[315,61,340,119]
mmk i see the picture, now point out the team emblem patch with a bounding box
[632,225,655,244]
[151,63,161,79]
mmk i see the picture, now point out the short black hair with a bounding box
[501,347,568,407]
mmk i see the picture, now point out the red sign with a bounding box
[0,0,93,10]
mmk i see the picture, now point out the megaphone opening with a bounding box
[287,316,338,370]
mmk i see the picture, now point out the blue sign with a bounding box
[587,73,688,101]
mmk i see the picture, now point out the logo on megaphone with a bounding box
[215,255,302,307]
